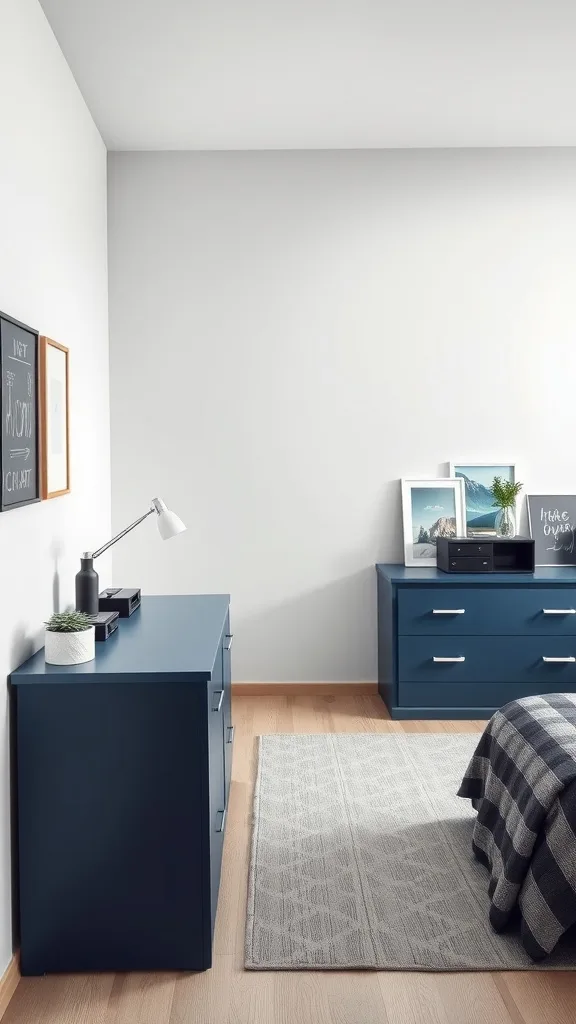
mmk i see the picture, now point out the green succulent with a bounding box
[45,611,93,633]
[490,476,523,509]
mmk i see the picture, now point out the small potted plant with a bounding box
[490,476,523,538]
[44,611,95,666]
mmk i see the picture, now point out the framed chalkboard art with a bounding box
[0,312,40,511]
[39,337,70,499]
[527,494,576,566]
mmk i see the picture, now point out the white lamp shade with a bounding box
[152,498,187,540]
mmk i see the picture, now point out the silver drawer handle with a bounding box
[543,609,576,615]
[216,807,227,833]
[226,725,235,744]
[432,609,465,615]
[543,656,576,663]
[212,690,224,712]
[224,633,234,651]
[433,656,466,663]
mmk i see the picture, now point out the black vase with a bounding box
[75,557,99,615]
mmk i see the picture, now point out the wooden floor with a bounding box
[4,694,576,1024]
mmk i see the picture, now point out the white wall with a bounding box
[0,0,111,974]
[108,149,576,682]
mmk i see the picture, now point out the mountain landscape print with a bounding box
[453,464,515,534]
[410,486,458,560]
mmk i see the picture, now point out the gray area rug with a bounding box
[245,734,576,970]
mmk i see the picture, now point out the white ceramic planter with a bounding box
[45,626,95,666]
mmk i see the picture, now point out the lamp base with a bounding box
[75,557,99,615]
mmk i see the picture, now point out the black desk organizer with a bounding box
[437,537,535,574]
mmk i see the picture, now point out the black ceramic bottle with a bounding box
[75,555,99,615]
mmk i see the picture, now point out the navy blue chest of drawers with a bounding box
[377,564,576,719]
[11,595,232,975]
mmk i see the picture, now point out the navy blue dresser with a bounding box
[377,564,576,719]
[11,595,232,975]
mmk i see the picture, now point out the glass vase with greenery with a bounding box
[490,476,523,538]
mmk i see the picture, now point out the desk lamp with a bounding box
[75,497,186,615]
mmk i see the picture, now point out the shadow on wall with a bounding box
[8,624,34,957]
[8,539,64,950]
[9,541,64,671]
[233,568,378,683]
[9,626,35,675]
[51,538,63,615]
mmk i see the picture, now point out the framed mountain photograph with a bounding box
[449,462,516,536]
[401,478,466,567]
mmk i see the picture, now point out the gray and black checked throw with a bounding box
[458,692,576,960]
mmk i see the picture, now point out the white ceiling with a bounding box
[39,0,576,150]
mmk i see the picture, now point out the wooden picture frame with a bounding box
[39,337,70,499]
[0,312,40,512]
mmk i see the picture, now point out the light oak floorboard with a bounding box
[378,971,514,1024]
[492,972,576,1024]
[0,956,19,1022]
[2,973,115,1024]
[3,695,569,1024]
[105,973,178,1024]
[274,970,388,1024]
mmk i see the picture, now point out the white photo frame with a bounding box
[401,478,466,567]
[448,462,517,537]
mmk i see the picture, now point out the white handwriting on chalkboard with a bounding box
[3,469,32,492]
[8,337,31,366]
[546,531,576,554]
[541,507,575,552]
[5,389,33,440]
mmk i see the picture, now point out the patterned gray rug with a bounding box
[245,733,576,970]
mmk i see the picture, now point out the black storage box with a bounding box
[91,610,120,641]
[98,587,141,617]
[437,537,535,574]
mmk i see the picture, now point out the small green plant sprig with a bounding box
[45,611,92,633]
[490,476,523,509]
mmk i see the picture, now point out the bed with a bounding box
[458,692,576,960]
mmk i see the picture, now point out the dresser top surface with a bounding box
[11,595,230,683]
[376,564,576,585]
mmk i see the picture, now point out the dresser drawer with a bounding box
[445,556,492,572]
[398,635,576,684]
[399,681,571,709]
[449,542,492,556]
[397,587,576,636]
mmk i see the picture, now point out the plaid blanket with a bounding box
[458,693,576,960]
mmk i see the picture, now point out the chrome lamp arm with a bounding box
[75,498,186,615]
[91,507,156,560]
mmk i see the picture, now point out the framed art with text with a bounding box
[527,495,576,567]
[40,336,70,499]
[0,312,40,512]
